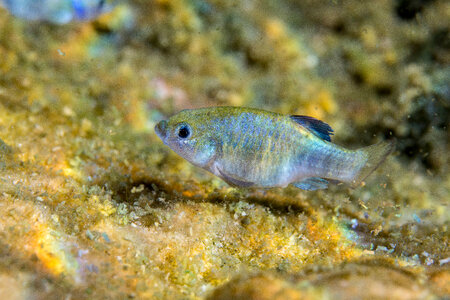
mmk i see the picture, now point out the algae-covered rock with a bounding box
[0,0,448,299]
[209,259,435,300]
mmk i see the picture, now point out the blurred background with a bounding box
[0,0,448,299]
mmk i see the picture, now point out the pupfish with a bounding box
[155,107,395,190]
[0,0,116,24]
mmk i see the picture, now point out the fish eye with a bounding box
[177,124,191,139]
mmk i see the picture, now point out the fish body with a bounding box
[0,0,115,24]
[155,107,394,190]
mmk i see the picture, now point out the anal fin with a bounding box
[292,177,329,191]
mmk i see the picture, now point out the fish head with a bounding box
[155,109,217,167]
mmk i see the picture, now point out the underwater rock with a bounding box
[209,259,434,300]
[208,273,305,300]
[0,0,448,298]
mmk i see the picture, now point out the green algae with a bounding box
[0,0,449,299]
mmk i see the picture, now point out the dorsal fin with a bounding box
[290,115,334,142]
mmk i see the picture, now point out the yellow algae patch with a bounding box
[95,4,132,31]
[316,90,337,115]
[360,26,378,50]
[122,97,149,131]
[265,19,286,41]
[31,224,78,277]
[54,25,98,60]
[88,194,117,217]
[262,18,311,72]
[57,159,83,181]
[384,49,398,65]
[264,18,303,62]
[0,46,18,73]
[305,216,361,263]
[303,89,337,119]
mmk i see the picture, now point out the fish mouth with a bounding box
[155,120,168,141]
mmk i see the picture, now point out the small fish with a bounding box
[0,0,115,24]
[155,107,395,190]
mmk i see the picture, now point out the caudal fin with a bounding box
[351,139,396,188]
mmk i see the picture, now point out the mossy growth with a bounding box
[0,0,448,299]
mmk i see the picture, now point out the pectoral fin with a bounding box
[217,168,254,188]
[292,177,329,191]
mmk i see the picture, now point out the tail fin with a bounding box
[351,139,396,188]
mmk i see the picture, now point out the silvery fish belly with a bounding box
[0,0,115,24]
[155,107,395,191]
